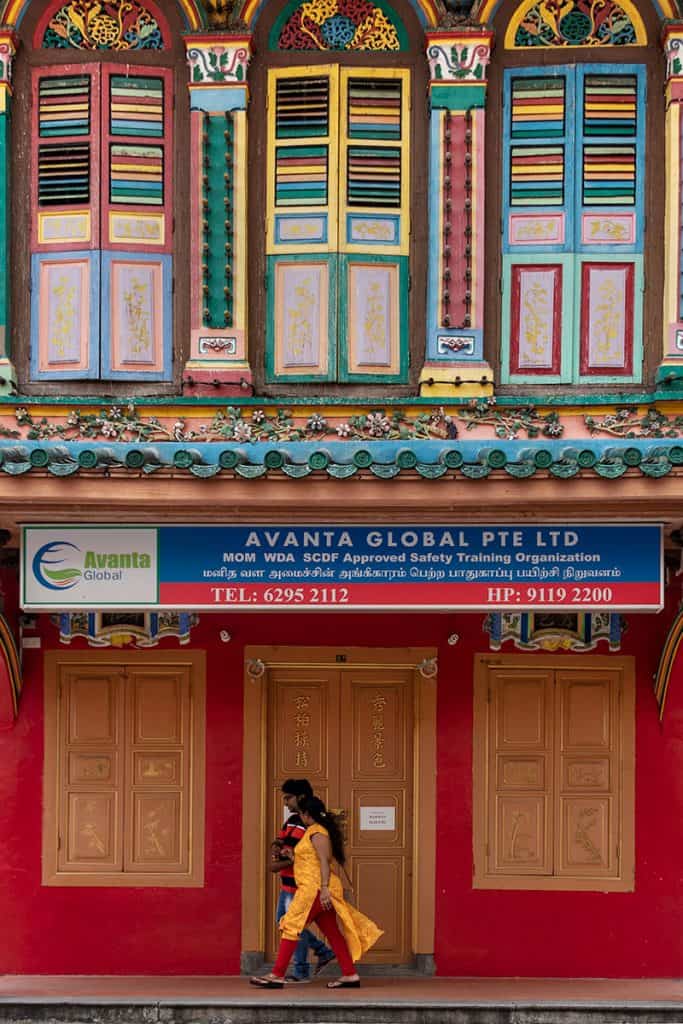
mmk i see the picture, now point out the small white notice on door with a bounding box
[360,806,395,831]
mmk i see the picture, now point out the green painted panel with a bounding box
[202,112,234,329]
[430,84,486,110]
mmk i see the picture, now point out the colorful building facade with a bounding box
[0,0,681,980]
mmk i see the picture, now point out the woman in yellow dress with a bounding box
[250,796,383,989]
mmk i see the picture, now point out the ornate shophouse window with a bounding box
[253,0,424,387]
[496,0,654,386]
[20,0,177,384]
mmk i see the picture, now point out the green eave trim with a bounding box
[0,438,680,481]
[4,390,683,409]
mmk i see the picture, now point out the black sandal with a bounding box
[327,979,361,989]
[250,976,285,989]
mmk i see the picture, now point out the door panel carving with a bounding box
[559,796,613,872]
[266,665,413,964]
[495,795,549,872]
[66,791,120,869]
[130,792,184,869]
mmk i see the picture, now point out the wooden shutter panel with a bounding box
[32,67,100,252]
[502,65,646,384]
[576,67,644,381]
[124,664,192,873]
[57,665,124,872]
[554,669,621,878]
[338,70,409,383]
[486,668,554,875]
[102,69,172,253]
[266,68,338,382]
[501,71,573,382]
[31,67,101,380]
[100,66,173,381]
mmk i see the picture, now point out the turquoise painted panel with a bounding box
[429,84,486,110]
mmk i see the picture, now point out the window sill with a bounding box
[472,872,634,893]
[42,868,205,887]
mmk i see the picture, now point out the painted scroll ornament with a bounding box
[42,0,165,50]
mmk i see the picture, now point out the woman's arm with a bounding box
[311,832,333,909]
[268,841,294,873]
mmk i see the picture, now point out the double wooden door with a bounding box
[266,665,414,964]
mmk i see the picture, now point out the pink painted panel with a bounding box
[38,258,91,372]
[190,111,203,334]
[580,262,634,375]
[470,108,485,330]
[274,261,329,375]
[510,264,562,375]
[509,214,565,246]
[581,214,635,246]
[347,262,398,373]
[109,258,164,371]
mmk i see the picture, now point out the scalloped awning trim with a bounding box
[0,438,680,480]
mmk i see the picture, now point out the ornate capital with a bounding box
[184,33,252,85]
[425,30,493,85]
[663,23,683,81]
[0,31,18,89]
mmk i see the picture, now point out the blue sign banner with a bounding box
[156,523,663,612]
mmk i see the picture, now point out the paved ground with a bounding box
[0,975,681,1006]
[0,976,681,1024]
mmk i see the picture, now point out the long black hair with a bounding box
[297,795,346,866]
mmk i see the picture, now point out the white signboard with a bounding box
[360,806,395,831]
[22,527,158,608]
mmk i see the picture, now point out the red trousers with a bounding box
[273,893,355,978]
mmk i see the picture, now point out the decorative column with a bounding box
[660,24,683,387]
[183,34,253,394]
[0,31,17,395]
[419,29,494,398]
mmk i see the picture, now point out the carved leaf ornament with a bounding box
[42,0,166,51]
[275,0,403,51]
[509,0,640,48]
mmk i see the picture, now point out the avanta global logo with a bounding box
[32,541,82,591]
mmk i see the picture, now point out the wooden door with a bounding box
[266,664,414,965]
[43,650,205,887]
[473,655,634,891]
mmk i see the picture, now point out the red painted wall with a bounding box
[435,593,683,978]
[0,594,681,976]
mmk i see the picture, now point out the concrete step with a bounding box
[1,1000,682,1024]
[0,978,681,1024]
